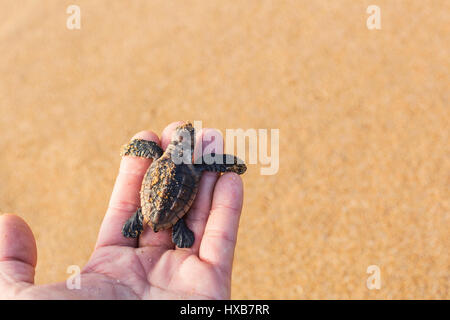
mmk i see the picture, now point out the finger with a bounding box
[180,128,222,253]
[95,130,160,249]
[138,121,183,248]
[199,173,243,275]
[0,214,37,288]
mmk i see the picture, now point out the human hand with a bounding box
[0,121,244,299]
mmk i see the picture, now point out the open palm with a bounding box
[0,122,244,299]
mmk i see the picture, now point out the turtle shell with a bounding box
[140,155,201,232]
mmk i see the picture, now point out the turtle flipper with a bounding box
[120,139,163,160]
[196,153,247,175]
[172,219,195,248]
[122,208,144,238]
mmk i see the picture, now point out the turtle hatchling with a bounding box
[120,122,247,248]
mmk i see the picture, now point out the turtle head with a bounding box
[169,121,195,164]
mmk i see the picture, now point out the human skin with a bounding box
[0,121,244,299]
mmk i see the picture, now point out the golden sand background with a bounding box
[0,1,448,299]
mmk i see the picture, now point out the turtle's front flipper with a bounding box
[196,153,247,175]
[172,219,195,248]
[120,139,163,160]
[122,208,144,238]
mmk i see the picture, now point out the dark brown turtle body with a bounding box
[141,155,200,232]
[120,122,246,248]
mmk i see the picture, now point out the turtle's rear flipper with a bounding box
[196,153,247,175]
[172,219,195,248]
[122,208,144,238]
[120,139,163,160]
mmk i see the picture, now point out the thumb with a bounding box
[0,214,37,289]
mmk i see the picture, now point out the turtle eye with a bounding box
[179,136,184,142]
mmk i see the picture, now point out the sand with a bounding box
[0,0,448,299]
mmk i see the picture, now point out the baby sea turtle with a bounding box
[120,122,246,248]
